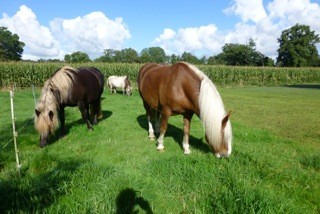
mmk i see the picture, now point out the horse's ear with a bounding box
[35,109,41,117]
[49,111,54,121]
[221,111,231,130]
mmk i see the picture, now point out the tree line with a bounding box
[1,24,320,67]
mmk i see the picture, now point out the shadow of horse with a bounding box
[136,115,211,154]
[285,84,320,90]
[44,110,113,146]
[116,188,153,214]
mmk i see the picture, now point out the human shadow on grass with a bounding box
[285,84,320,90]
[0,158,83,213]
[38,109,113,147]
[136,115,211,154]
[116,188,153,214]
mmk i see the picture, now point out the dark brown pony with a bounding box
[34,66,104,147]
[138,62,232,158]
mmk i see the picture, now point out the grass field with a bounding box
[0,85,319,213]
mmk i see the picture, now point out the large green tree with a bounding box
[276,24,320,67]
[140,47,166,63]
[114,48,139,63]
[180,52,201,64]
[64,51,91,63]
[0,27,25,61]
[217,39,274,66]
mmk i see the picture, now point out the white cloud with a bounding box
[0,5,130,60]
[0,5,60,60]
[50,12,131,59]
[267,0,320,31]
[223,0,267,23]
[154,0,320,59]
[153,24,222,56]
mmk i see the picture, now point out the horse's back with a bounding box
[138,62,202,114]
[75,67,104,101]
[107,75,125,87]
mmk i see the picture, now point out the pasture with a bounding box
[0,85,319,213]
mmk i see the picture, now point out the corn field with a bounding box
[0,62,320,88]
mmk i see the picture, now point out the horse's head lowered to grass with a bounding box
[34,66,104,148]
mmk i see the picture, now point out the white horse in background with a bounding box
[107,75,132,96]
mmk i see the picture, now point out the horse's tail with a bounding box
[186,62,232,157]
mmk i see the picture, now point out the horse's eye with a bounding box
[35,109,41,117]
[49,111,54,121]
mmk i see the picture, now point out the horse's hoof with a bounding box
[149,136,155,141]
[184,150,191,155]
[157,144,164,151]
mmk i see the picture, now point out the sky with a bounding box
[0,0,320,60]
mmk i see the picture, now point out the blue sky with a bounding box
[0,0,319,60]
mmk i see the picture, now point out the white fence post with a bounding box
[10,90,21,176]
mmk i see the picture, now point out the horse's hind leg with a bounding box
[155,111,161,133]
[91,99,102,124]
[156,108,171,151]
[78,101,93,130]
[147,115,156,140]
[143,101,156,140]
[182,113,194,155]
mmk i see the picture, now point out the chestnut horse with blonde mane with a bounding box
[34,66,104,147]
[138,62,232,158]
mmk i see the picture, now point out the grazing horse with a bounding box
[138,62,232,158]
[34,66,104,147]
[107,75,132,96]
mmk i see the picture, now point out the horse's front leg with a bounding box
[157,108,171,151]
[59,107,66,137]
[78,101,93,130]
[182,113,194,155]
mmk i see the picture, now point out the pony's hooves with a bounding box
[184,150,191,155]
[149,136,156,141]
[157,145,165,151]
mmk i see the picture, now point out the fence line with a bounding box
[0,86,38,176]
[1,87,37,150]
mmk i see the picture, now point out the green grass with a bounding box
[0,85,319,213]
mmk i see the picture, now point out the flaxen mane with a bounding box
[185,62,232,157]
[34,66,78,139]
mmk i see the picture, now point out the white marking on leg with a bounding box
[157,133,165,151]
[147,115,155,140]
[183,134,191,154]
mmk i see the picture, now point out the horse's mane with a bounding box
[51,66,77,94]
[182,62,232,156]
[37,66,78,110]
